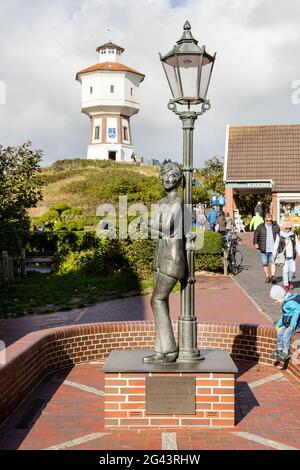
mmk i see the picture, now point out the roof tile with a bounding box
[226,125,300,191]
[76,61,145,80]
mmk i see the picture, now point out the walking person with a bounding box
[253,213,280,284]
[207,207,218,232]
[249,212,264,231]
[254,201,263,217]
[270,285,300,361]
[217,211,226,236]
[196,205,207,230]
[225,212,233,240]
[272,221,300,291]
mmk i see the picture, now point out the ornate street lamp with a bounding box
[160,21,216,362]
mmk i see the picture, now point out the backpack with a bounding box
[281,295,300,328]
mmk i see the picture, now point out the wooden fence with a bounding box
[0,250,26,286]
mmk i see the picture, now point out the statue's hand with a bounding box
[186,232,196,251]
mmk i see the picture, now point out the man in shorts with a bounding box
[253,213,280,284]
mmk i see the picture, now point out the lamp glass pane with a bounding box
[177,54,200,100]
[161,60,181,98]
[199,60,213,100]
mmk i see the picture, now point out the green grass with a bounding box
[0,271,180,318]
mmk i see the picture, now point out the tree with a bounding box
[0,141,44,252]
[33,203,83,231]
[200,156,225,196]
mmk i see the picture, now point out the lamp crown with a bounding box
[177,20,198,45]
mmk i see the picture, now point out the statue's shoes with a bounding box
[143,351,178,364]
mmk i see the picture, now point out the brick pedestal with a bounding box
[103,349,237,428]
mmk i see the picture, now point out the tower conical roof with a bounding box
[96,41,125,53]
[76,61,144,81]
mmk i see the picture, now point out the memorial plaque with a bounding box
[146,376,195,415]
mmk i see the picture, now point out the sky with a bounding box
[1,0,300,167]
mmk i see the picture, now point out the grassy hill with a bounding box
[29,159,163,220]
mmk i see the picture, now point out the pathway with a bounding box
[0,275,271,347]
[236,233,300,322]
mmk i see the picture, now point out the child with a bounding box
[270,285,300,361]
[272,221,300,291]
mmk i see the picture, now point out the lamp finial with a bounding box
[183,20,191,31]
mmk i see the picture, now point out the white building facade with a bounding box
[76,42,144,161]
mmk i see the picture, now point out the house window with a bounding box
[90,86,93,94]
[130,88,133,95]
[110,85,114,93]
[123,127,128,141]
[94,126,100,140]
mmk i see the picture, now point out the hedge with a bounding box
[27,231,99,253]
[195,231,223,272]
[27,230,222,278]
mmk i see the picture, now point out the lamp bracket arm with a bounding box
[167,101,181,115]
[196,100,211,116]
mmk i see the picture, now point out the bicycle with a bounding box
[222,234,243,275]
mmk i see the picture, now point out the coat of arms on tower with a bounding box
[108,128,116,139]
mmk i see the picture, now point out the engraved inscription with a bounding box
[146,376,195,415]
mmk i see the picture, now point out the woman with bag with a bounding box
[272,221,300,291]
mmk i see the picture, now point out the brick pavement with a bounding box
[0,361,299,450]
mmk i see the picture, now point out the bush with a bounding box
[195,231,223,272]
[27,231,58,252]
[27,230,99,253]
[56,241,123,277]
[66,219,85,231]
[55,238,156,279]
[195,253,223,272]
[120,239,156,278]
[197,231,222,254]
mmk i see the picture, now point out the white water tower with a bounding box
[76,42,145,161]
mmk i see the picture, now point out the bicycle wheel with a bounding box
[229,255,238,275]
[231,250,243,275]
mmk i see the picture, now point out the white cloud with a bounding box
[1,0,300,167]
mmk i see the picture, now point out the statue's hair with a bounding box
[159,160,182,184]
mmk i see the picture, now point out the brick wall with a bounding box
[0,321,299,424]
[105,372,235,428]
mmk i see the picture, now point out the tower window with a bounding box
[130,88,133,95]
[123,127,128,141]
[90,86,93,94]
[110,85,114,93]
[94,126,100,140]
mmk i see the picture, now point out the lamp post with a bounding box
[160,21,216,362]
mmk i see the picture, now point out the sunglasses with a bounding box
[265,220,272,223]
[284,227,292,230]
